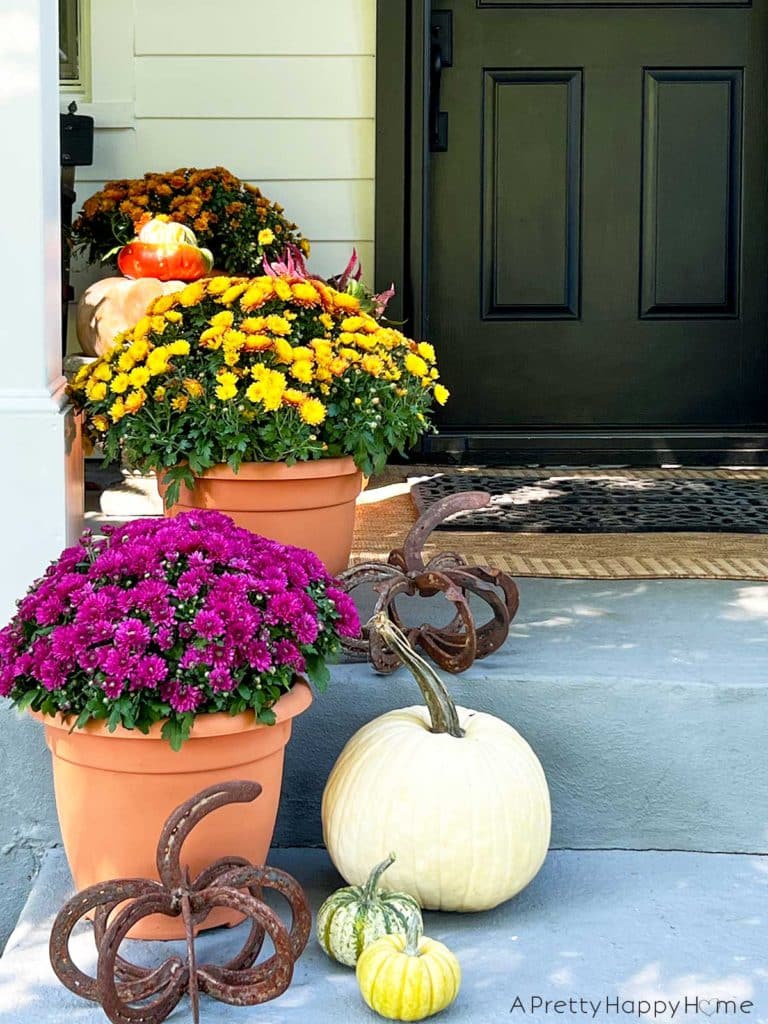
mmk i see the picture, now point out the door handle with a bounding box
[430,11,452,152]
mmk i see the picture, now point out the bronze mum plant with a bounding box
[72,167,309,277]
[67,274,449,507]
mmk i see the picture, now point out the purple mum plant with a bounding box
[0,511,359,749]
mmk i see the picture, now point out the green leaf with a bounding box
[257,707,277,726]
[305,654,331,693]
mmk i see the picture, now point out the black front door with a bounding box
[428,0,768,443]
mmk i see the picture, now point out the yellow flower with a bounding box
[433,383,450,406]
[220,283,249,304]
[299,398,327,425]
[210,310,234,329]
[274,279,293,302]
[183,378,204,398]
[417,342,436,363]
[132,316,152,340]
[300,238,311,256]
[151,294,178,314]
[361,354,384,377]
[330,357,349,376]
[154,385,167,402]
[164,310,183,324]
[290,346,313,362]
[199,326,224,349]
[91,414,109,432]
[265,315,291,336]
[311,339,333,363]
[92,363,112,383]
[109,398,126,422]
[206,276,232,296]
[341,316,366,333]
[147,347,171,376]
[110,373,130,395]
[171,394,189,412]
[318,312,334,331]
[290,360,314,384]
[241,317,266,334]
[128,338,150,362]
[150,316,167,334]
[117,351,136,373]
[246,369,286,410]
[258,228,275,246]
[124,388,147,413]
[128,366,151,388]
[168,339,190,356]
[241,279,274,311]
[85,380,107,401]
[178,281,207,307]
[282,388,305,405]
[292,282,320,306]
[262,370,286,411]
[405,353,428,377]
[333,291,360,312]
[272,338,295,364]
[214,371,239,401]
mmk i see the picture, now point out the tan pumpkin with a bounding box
[76,277,185,357]
[322,615,551,913]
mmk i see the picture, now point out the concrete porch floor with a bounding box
[1,845,766,1023]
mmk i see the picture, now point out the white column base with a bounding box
[0,380,83,620]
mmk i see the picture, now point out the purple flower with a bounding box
[169,684,204,713]
[114,618,151,653]
[0,510,350,745]
[192,610,225,640]
[274,639,306,673]
[326,588,361,637]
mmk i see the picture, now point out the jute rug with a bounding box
[351,467,768,580]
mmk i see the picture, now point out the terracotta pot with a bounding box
[162,458,363,576]
[32,681,312,940]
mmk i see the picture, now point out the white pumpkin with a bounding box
[75,277,185,357]
[322,615,551,913]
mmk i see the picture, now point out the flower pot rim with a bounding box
[173,457,360,483]
[29,678,312,741]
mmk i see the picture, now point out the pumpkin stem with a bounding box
[362,852,397,901]
[373,615,464,739]
[404,912,422,957]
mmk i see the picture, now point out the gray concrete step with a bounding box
[1,578,766,952]
[280,578,768,855]
[1,846,765,1023]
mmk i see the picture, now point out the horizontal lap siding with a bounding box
[70,0,376,338]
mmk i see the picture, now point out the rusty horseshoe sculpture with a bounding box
[338,491,520,673]
[49,781,311,1024]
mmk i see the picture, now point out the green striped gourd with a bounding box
[316,852,423,967]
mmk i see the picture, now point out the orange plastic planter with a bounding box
[162,458,363,576]
[33,681,312,939]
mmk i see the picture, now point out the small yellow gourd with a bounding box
[356,916,461,1022]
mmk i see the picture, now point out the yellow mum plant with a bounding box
[68,275,449,506]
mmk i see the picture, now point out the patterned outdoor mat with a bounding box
[352,467,768,580]
[411,468,768,534]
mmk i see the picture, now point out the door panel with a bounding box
[640,70,742,317]
[483,70,582,318]
[429,1,768,434]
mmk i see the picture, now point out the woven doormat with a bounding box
[352,467,768,580]
[411,468,768,533]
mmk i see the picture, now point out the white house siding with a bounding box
[68,0,376,350]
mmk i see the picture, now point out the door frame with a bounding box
[375,0,768,465]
